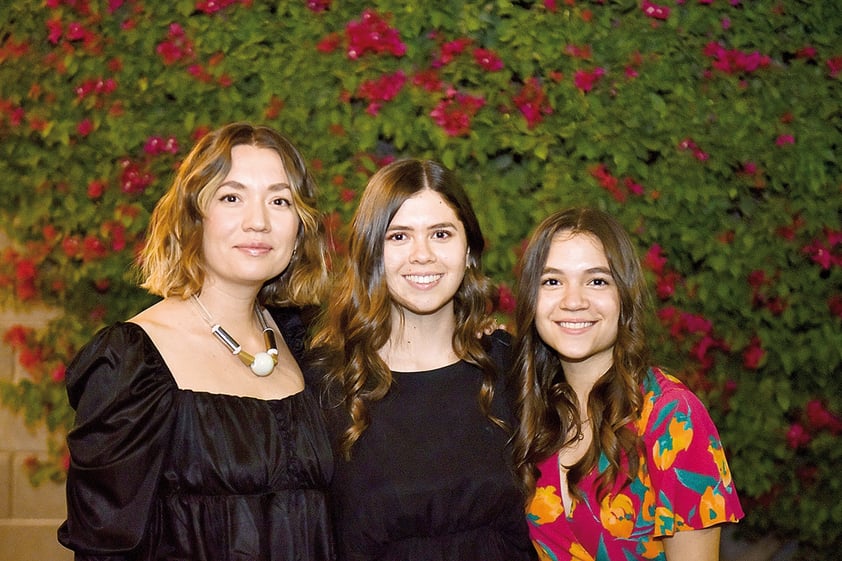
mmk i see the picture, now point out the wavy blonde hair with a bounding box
[512,207,652,502]
[138,122,328,306]
[310,159,502,459]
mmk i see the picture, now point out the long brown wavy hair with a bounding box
[310,159,501,460]
[512,207,652,502]
[138,122,328,306]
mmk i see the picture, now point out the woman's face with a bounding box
[382,189,469,320]
[201,144,300,292]
[534,231,620,375]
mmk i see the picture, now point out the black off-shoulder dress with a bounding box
[58,308,334,561]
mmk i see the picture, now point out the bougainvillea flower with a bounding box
[573,67,605,92]
[434,38,472,67]
[643,244,667,275]
[356,70,407,115]
[827,57,842,78]
[775,134,795,146]
[473,48,504,72]
[430,91,486,137]
[641,0,670,20]
[513,77,552,128]
[345,9,406,60]
[742,336,765,369]
[785,423,811,450]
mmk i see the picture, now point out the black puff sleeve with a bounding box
[58,323,177,560]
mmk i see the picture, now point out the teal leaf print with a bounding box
[675,468,718,494]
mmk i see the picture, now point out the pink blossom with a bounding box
[682,313,712,335]
[496,284,516,315]
[47,20,63,44]
[430,91,485,137]
[473,48,504,72]
[775,134,795,146]
[827,57,842,78]
[87,180,106,199]
[742,336,765,369]
[643,244,667,275]
[544,0,558,11]
[345,9,406,60]
[307,0,331,12]
[641,0,670,20]
[77,118,93,136]
[785,422,811,450]
[51,364,66,383]
[513,77,552,128]
[434,38,472,67]
[411,69,442,92]
[573,67,605,92]
[356,71,407,115]
[316,33,341,54]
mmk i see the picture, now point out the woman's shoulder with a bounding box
[65,322,174,409]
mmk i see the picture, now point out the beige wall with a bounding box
[0,232,71,560]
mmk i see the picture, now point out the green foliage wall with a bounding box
[1,0,840,553]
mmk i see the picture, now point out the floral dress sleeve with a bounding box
[58,323,177,560]
[638,367,744,537]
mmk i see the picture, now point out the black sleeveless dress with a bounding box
[58,308,335,561]
[317,330,536,561]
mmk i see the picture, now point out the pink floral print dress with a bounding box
[527,367,744,561]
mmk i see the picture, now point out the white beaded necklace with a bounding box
[190,294,278,377]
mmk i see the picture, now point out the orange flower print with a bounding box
[708,438,732,487]
[637,392,655,436]
[655,506,687,535]
[569,542,595,561]
[700,486,727,526]
[529,485,565,525]
[638,535,664,559]
[653,414,693,471]
[599,493,635,539]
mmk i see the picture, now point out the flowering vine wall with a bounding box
[1,0,840,554]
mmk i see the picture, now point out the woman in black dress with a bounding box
[58,122,335,560]
[309,159,535,561]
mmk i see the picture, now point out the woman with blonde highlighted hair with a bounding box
[59,122,335,560]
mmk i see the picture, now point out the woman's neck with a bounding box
[379,305,459,372]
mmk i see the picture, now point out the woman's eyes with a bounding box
[271,197,292,206]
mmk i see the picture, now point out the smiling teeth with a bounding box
[559,321,594,329]
[406,274,441,284]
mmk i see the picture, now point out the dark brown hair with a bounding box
[311,158,501,459]
[512,207,652,501]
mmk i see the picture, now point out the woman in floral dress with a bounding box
[512,207,743,561]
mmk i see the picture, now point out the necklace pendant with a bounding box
[250,351,276,377]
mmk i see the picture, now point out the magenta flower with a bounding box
[573,67,605,92]
[643,244,667,275]
[473,48,504,72]
[47,19,63,44]
[356,71,407,115]
[513,77,552,128]
[430,91,485,137]
[742,336,765,369]
[827,56,842,77]
[434,38,472,67]
[77,118,93,136]
[641,0,670,20]
[345,9,406,60]
[775,134,795,146]
[785,422,811,450]
[307,0,331,12]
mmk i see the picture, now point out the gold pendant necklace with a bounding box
[191,295,278,377]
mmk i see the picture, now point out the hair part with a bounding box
[512,207,652,502]
[138,122,328,306]
[310,158,503,459]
